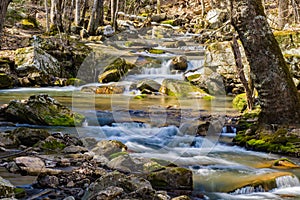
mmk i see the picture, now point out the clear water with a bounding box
[0,37,299,199]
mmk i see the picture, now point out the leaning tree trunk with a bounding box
[87,0,98,34]
[278,0,289,29]
[231,0,300,125]
[0,0,11,48]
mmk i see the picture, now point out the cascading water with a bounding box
[275,175,300,188]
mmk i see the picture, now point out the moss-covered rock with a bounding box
[159,79,212,98]
[234,126,300,157]
[4,94,85,126]
[232,93,247,112]
[98,58,136,83]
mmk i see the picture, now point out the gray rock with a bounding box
[15,46,61,86]
[63,145,88,154]
[0,176,14,198]
[91,140,127,157]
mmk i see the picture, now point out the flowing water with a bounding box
[1,36,300,200]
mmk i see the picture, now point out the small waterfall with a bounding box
[187,60,204,71]
[231,185,265,195]
[142,60,172,75]
[276,175,300,188]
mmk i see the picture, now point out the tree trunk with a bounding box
[75,0,80,26]
[278,0,289,29]
[87,0,98,35]
[45,0,50,32]
[230,0,300,125]
[80,0,88,27]
[157,0,161,14]
[50,0,64,32]
[201,0,205,17]
[0,0,11,48]
[111,0,117,28]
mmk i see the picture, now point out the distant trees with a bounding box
[0,0,11,49]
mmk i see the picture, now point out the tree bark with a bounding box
[201,0,205,17]
[80,0,88,26]
[157,0,161,14]
[231,0,300,125]
[75,0,80,26]
[50,0,64,32]
[87,0,98,34]
[0,0,11,48]
[45,0,50,32]
[278,0,289,29]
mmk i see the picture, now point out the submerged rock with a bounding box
[159,79,212,98]
[3,94,85,126]
[137,79,161,93]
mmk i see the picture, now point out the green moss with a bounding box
[124,41,134,47]
[134,94,147,99]
[161,20,175,26]
[41,140,66,151]
[232,93,247,112]
[14,188,26,198]
[148,49,165,54]
[203,95,215,100]
[66,78,85,86]
[109,151,128,160]
[247,139,266,146]
[20,18,38,29]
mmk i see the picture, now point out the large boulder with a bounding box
[204,41,249,94]
[98,58,136,83]
[15,46,61,86]
[39,35,91,79]
[3,94,85,126]
[0,176,14,198]
[159,79,212,98]
[147,167,193,191]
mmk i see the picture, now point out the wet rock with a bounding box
[146,167,193,191]
[159,79,212,98]
[15,46,61,86]
[137,79,161,93]
[91,140,127,157]
[63,145,88,154]
[95,84,125,94]
[98,58,136,83]
[170,56,188,71]
[3,94,85,126]
[172,195,191,200]
[13,127,50,147]
[0,176,14,198]
[272,158,300,169]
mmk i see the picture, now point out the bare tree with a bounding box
[111,0,118,30]
[45,0,50,32]
[75,0,80,26]
[230,0,300,125]
[278,0,289,29]
[50,0,64,32]
[80,0,88,26]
